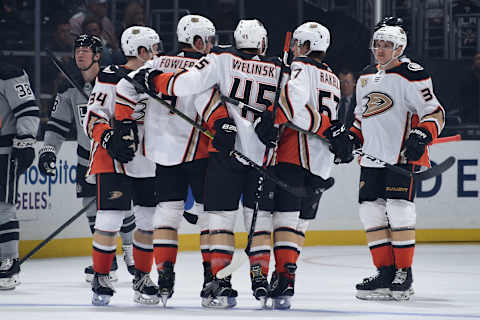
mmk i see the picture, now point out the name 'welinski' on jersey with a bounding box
[232,58,276,78]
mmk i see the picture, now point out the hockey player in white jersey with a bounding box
[38,34,136,283]
[83,26,161,306]
[116,14,215,306]
[350,25,445,301]
[0,64,39,289]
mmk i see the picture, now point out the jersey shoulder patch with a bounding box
[0,64,24,80]
[98,65,123,84]
[389,62,431,81]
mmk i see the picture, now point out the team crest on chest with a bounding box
[363,92,393,118]
[407,62,423,71]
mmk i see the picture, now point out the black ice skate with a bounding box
[269,263,296,310]
[91,272,115,306]
[201,275,238,309]
[85,256,118,283]
[355,265,395,301]
[0,258,20,290]
[250,264,270,308]
[390,267,414,301]
[122,245,135,276]
[157,262,175,307]
[132,269,159,305]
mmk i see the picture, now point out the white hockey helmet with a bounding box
[292,22,330,54]
[121,26,160,57]
[177,14,216,49]
[234,19,268,55]
[371,25,407,56]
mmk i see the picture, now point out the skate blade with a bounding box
[0,276,19,290]
[201,296,237,309]
[391,288,414,301]
[160,293,169,307]
[109,271,118,282]
[257,296,272,309]
[92,293,112,306]
[272,296,291,310]
[356,289,393,301]
[133,291,160,305]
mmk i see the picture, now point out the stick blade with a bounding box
[415,156,456,181]
[215,250,248,279]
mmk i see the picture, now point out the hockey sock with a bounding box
[92,241,116,274]
[209,230,234,276]
[392,245,415,269]
[369,243,395,268]
[200,230,210,264]
[249,231,271,275]
[119,212,135,246]
[273,227,298,273]
[153,227,178,270]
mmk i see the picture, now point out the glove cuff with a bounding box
[39,145,56,155]
[411,126,433,143]
[101,129,114,149]
[13,135,35,148]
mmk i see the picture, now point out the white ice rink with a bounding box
[1,244,479,320]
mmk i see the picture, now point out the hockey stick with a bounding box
[45,48,90,100]
[19,198,95,265]
[223,96,456,181]
[118,71,310,198]
[217,32,292,280]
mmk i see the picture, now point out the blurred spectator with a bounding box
[82,15,124,66]
[50,16,74,52]
[458,52,480,124]
[337,68,357,129]
[70,0,118,51]
[123,1,145,29]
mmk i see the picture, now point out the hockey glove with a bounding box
[212,117,237,153]
[11,135,36,175]
[38,145,57,176]
[101,120,139,163]
[403,127,432,161]
[324,121,354,164]
[253,110,279,148]
[133,68,163,94]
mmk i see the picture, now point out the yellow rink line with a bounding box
[19,229,480,259]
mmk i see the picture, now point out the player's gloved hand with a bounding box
[38,145,57,176]
[101,120,139,163]
[403,127,432,161]
[133,68,163,94]
[324,121,354,164]
[212,117,237,153]
[11,135,35,175]
[253,110,279,148]
[348,131,362,150]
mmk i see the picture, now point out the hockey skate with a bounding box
[91,273,115,306]
[390,267,414,301]
[85,256,118,283]
[132,269,159,305]
[250,264,270,309]
[355,265,395,301]
[200,262,214,306]
[201,275,237,309]
[269,263,296,310]
[122,245,135,275]
[0,258,20,290]
[157,262,175,307]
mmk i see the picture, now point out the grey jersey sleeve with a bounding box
[44,90,74,153]
[3,70,39,137]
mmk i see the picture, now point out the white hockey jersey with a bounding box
[351,61,445,168]
[127,51,209,166]
[84,65,156,178]
[152,46,283,165]
[276,56,339,178]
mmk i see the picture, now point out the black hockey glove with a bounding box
[212,117,237,153]
[253,110,279,148]
[300,175,335,220]
[11,135,36,175]
[38,145,57,176]
[133,68,163,94]
[101,120,139,163]
[403,127,432,161]
[324,121,354,164]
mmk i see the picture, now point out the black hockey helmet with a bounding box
[74,34,103,54]
[374,17,404,31]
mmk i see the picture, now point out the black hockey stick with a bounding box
[217,32,292,281]
[223,96,456,181]
[19,198,95,265]
[45,48,90,100]
[118,71,310,198]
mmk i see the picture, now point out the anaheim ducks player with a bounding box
[131,18,285,308]
[83,26,161,306]
[350,25,445,301]
[262,22,353,309]
[116,14,215,307]
[38,34,136,283]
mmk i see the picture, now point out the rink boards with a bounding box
[16,141,480,258]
